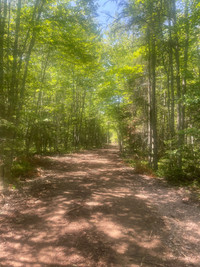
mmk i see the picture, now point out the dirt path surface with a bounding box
[0,147,200,267]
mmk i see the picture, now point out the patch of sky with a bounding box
[97,0,120,29]
[111,95,123,103]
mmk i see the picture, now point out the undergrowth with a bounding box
[4,156,38,188]
[122,155,155,176]
[122,153,200,200]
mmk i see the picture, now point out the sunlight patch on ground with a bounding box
[107,187,133,195]
[178,255,200,266]
[46,214,62,222]
[67,220,90,233]
[30,232,50,242]
[54,208,68,215]
[169,219,200,245]
[58,172,87,178]
[38,247,83,265]
[85,201,103,206]
[184,221,200,234]
[96,218,125,239]
[96,190,132,199]
[115,242,128,254]
[135,193,148,199]
[137,239,161,250]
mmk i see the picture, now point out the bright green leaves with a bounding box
[37,0,100,65]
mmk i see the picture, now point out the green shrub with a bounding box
[157,146,200,185]
[124,157,154,176]
[11,157,34,179]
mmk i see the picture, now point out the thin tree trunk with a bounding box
[168,6,175,139]
[20,0,46,102]
[172,0,182,168]
[151,34,158,170]
[182,0,189,138]
[9,0,21,118]
[147,28,152,166]
[17,0,40,78]
[0,0,7,117]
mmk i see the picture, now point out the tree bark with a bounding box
[151,34,158,170]
[171,0,183,168]
[9,0,21,119]
[168,3,175,139]
[182,0,189,139]
[0,0,7,118]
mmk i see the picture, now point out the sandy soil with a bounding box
[0,147,200,267]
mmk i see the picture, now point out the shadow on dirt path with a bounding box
[0,147,199,266]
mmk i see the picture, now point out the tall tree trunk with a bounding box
[3,0,21,179]
[19,0,46,103]
[168,4,175,139]
[0,0,7,118]
[171,0,183,168]
[151,34,158,170]
[147,28,152,166]
[17,0,40,78]
[182,0,189,140]
[147,19,158,170]
[9,0,21,119]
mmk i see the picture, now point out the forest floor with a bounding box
[0,147,200,267]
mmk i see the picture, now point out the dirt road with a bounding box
[0,147,199,266]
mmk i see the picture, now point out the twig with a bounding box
[140,256,145,266]
[149,230,153,239]
[66,204,84,214]
[130,255,165,267]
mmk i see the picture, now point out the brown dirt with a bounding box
[0,147,200,267]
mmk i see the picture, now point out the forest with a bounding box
[0,1,200,266]
[0,0,200,186]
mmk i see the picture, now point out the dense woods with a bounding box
[0,0,200,185]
